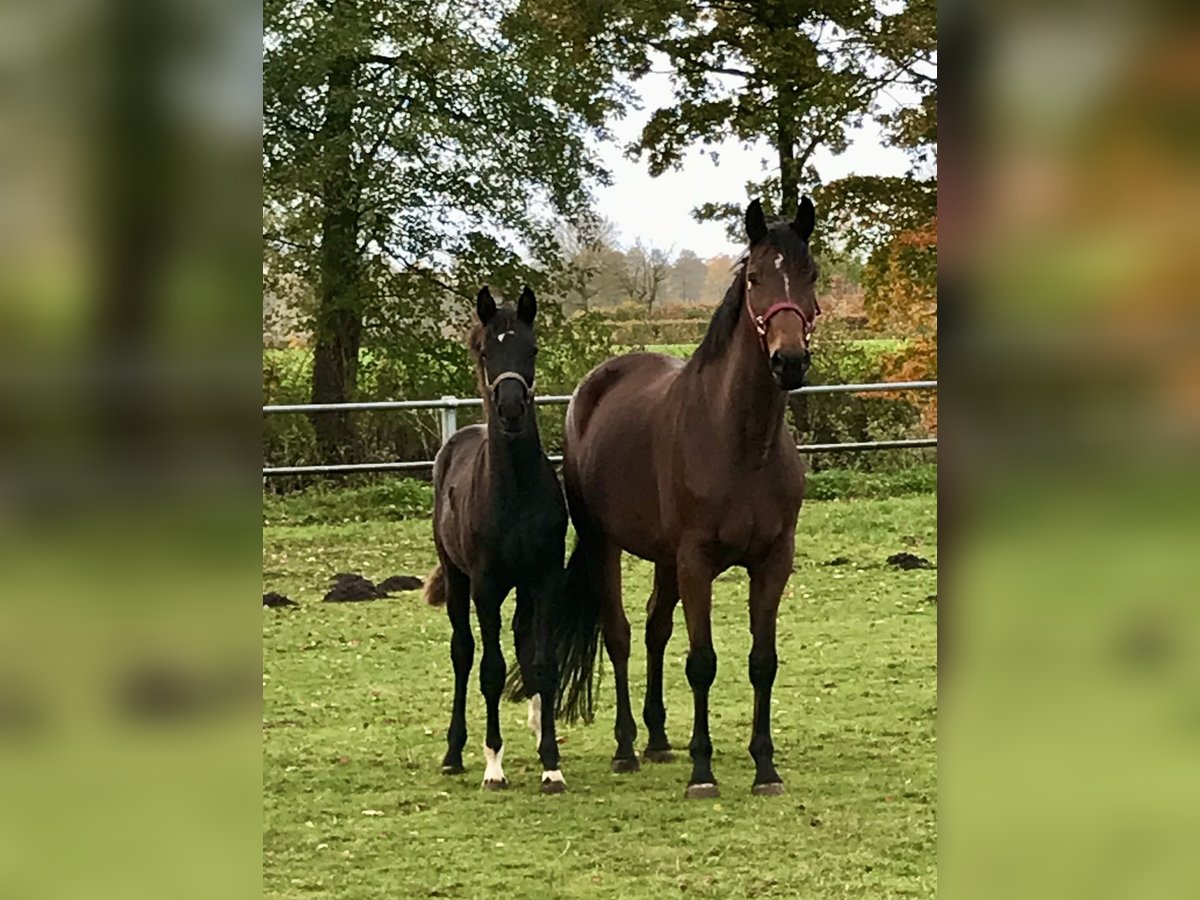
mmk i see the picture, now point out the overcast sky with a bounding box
[593,68,915,259]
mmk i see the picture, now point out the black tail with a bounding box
[553,536,604,724]
[501,552,603,720]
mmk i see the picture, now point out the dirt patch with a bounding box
[263,592,297,608]
[821,556,851,567]
[378,574,424,592]
[323,574,388,602]
[887,552,933,570]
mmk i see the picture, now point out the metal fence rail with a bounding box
[263,379,936,477]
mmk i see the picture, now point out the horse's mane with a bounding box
[691,262,747,367]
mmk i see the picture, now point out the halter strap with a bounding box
[745,278,819,352]
[487,371,534,395]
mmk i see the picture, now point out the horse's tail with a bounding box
[554,534,605,724]
[422,563,447,607]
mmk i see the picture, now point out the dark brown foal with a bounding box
[557,198,818,797]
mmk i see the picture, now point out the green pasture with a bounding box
[263,490,937,898]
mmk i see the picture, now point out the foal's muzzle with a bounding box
[489,372,533,432]
[769,349,810,391]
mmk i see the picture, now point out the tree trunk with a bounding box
[777,89,798,216]
[310,57,360,463]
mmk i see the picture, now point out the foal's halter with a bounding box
[487,371,534,397]
[743,264,820,352]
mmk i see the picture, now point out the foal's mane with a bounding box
[691,221,815,368]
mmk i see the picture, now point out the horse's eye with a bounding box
[748,272,761,286]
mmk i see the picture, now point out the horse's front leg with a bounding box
[530,569,566,793]
[473,579,509,789]
[746,539,793,796]
[677,546,718,799]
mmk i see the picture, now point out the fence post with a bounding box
[438,396,458,446]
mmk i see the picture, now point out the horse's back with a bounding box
[567,352,683,441]
[564,353,684,561]
[432,424,487,570]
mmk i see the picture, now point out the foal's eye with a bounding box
[748,272,761,286]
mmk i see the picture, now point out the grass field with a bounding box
[263,492,937,898]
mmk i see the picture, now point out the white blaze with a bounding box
[774,252,791,300]
[483,745,505,783]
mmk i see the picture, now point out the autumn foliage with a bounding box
[864,216,937,429]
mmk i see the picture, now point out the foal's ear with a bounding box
[476,286,497,325]
[517,285,536,324]
[745,198,768,245]
[793,195,815,242]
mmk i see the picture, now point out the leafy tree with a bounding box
[669,248,708,303]
[264,0,622,458]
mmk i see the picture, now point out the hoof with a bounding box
[643,747,676,763]
[685,782,720,800]
[610,755,640,774]
[752,782,785,797]
[482,778,508,791]
[540,778,567,795]
[441,763,466,775]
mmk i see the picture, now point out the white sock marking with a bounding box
[527,695,542,743]
[483,744,505,783]
[541,769,565,784]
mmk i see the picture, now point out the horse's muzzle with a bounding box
[770,349,809,390]
[494,380,529,432]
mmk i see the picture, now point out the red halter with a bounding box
[745,276,820,352]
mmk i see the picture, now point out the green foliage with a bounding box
[804,464,937,501]
[264,480,436,527]
[790,334,931,473]
[264,309,614,484]
[265,327,932,482]
[606,319,709,345]
[263,495,937,897]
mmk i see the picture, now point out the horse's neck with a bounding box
[485,417,544,491]
[692,315,788,467]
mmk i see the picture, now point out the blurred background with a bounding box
[940,1,1200,898]
[0,0,1197,896]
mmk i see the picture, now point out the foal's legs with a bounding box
[643,564,679,761]
[474,580,509,789]
[530,571,565,792]
[513,578,566,792]
[441,562,473,775]
[747,541,792,795]
[677,547,718,798]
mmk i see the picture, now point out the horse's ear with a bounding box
[476,286,496,325]
[745,199,768,245]
[793,195,815,242]
[517,285,537,324]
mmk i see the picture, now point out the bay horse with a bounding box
[556,199,819,798]
[423,285,570,793]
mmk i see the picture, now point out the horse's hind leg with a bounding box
[474,579,509,789]
[643,564,680,762]
[441,562,473,775]
[593,538,639,772]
